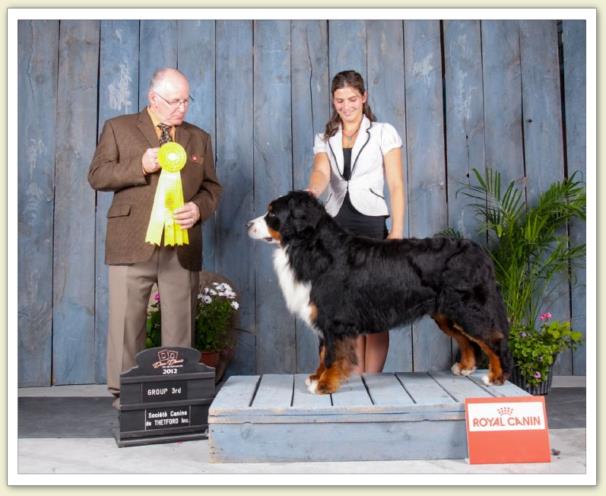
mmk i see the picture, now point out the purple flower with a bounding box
[520,332,527,338]
[153,292,160,303]
[539,312,552,321]
[534,371,542,379]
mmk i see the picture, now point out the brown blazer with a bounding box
[88,109,222,271]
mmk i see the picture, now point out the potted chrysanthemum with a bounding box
[146,277,239,382]
[195,281,239,369]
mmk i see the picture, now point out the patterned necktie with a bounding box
[157,124,172,145]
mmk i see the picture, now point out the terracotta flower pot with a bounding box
[200,350,220,369]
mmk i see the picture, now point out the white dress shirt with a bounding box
[313,115,402,217]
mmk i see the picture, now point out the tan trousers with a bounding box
[106,247,199,395]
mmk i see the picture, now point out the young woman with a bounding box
[306,70,405,374]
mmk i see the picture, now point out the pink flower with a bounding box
[153,292,160,303]
[539,312,552,321]
[534,371,542,379]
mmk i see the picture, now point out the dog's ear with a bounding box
[288,194,324,235]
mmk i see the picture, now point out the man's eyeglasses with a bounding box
[155,92,193,108]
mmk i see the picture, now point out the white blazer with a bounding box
[313,115,403,217]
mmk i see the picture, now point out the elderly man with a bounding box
[89,68,222,408]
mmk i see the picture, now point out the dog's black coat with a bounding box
[266,191,512,374]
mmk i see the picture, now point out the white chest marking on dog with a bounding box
[273,248,320,336]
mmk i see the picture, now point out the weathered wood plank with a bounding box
[209,420,467,462]
[96,19,140,384]
[363,373,414,406]
[177,20,217,272]
[138,20,177,106]
[366,20,412,374]
[403,21,450,372]
[209,375,260,414]
[481,20,525,187]
[210,410,464,424]
[251,374,293,409]
[328,20,367,79]
[253,20,295,373]
[429,370,492,401]
[292,374,332,409]
[209,373,530,418]
[468,370,531,397]
[443,20,485,242]
[53,20,100,384]
[291,20,330,373]
[215,21,256,376]
[520,20,571,375]
[520,21,565,204]
[366,20,406,149]
[563,20,587,376]
[396,372,456,405]
[18,20,59,386]
[331,375,372,407]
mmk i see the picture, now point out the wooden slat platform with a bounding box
[208,371,530,462]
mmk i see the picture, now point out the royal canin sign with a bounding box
[465,396,551,464]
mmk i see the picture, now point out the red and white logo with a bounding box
[467,401,546,431]
[152,350,185,369]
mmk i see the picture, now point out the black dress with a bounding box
[333,147,388,240]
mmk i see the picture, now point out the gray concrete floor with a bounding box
[16,384,588,476]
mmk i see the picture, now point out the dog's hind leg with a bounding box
[310,336,356,395]
[472,335,506,385]
[432,314,477,376]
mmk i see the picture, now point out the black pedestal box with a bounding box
[114,347,215,447]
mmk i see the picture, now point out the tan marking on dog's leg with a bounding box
[433,314,477,376]
[306,344,326,390]
[314,338,355,394]
[472,339,504,385]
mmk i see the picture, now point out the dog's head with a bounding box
[247,191,326,245]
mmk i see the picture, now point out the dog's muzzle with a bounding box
[247,215,275,243]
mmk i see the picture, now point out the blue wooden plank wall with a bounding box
[17,19,588,386]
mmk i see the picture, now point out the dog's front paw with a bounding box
[306,379,319,394]
[451,362,462,375]
[315,379,337,394]
[305,374,318,387]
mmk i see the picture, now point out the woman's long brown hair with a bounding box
[324,70,376,139]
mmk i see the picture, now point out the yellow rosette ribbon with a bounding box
[145,142,189,246]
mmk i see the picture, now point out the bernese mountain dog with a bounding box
[248,191,512,394]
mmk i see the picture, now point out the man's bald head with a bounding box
[147,68,190,126]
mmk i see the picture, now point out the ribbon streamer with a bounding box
[145,142,190,246]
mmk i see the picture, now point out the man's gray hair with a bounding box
[148,68,187,92]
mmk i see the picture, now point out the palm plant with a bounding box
[459,169,585,391]
[461,168,585,331]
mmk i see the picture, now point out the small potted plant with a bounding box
[146,291,161,348]
[509,312,583,395]
[145,280,239,382]
[195,281,239,370]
